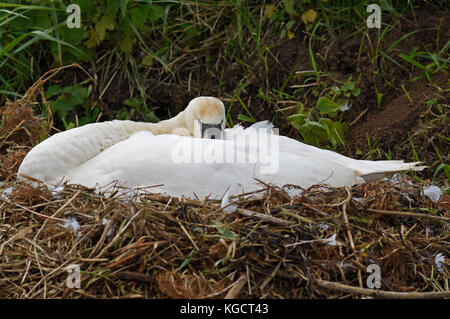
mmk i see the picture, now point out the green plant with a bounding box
[44,83,98,129]
[0,2,88,100]
[288,103,346,150]
[327,78,361,108]
[287,79,361,150]
[117,97,159,123]
[398,46,449,84]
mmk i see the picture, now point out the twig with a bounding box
[237,208,292,227]
[178,222,200,251]
[116,271,152,283]
[23,63,94,101]
[349,108,369,127]
[314,279,450,299]
[368,208,450,222]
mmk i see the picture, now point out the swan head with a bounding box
[184,96,225,139]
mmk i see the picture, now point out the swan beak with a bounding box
[200,121,223,139]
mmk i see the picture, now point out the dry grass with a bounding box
[0,95,449,299]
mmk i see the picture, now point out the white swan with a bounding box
[18,96,425,199]
[18,96,225,183]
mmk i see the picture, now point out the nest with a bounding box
[0,177,448,299]
[0,81,449,299]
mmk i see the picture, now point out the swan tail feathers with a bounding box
[356,161,427,182]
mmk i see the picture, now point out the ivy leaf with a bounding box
[264,4,277,21]
[298,121,328,147]
[317,97,339,114]
[118,33,133,53]
[342,81,355,92]
[129,6,149,32]
[148,5,164,22]
[141,54,153,66]
[106,0,120,16]
[301,9,317,24]
[83,27,101,48]
[51,95,78,120]
[283,0,294,15]
[45,85,62,99]
[95,14,115,41]
[70,86,89,104]
[287,30,295,39]
[288,113,306,130]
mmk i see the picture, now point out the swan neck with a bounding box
[146,110,188,135]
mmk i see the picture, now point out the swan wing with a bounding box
[18,120,151,182]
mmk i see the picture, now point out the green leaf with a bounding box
[399,53,425,69]
[286,20,294,30]
[118,33,133,53]
[283,0,294,15]
[129,6,150,32]
[30,31,86,56]
[301,9,317,24]
[297,121,328,147]
[348,216,372,224]
[65,122,75,130]
[95,14,115,41]
[342,81,355,91]
[352,87,361,97]
[211,221,236,240]
[70,86,89,104]
[264,4,277,21]
[83,27,101,48]
[141,54,153,66]
[59,25,85,44]
[72,0,96,14]
[32,10,52,30]
[106,0,120,16]
[147,4,164,22]
[433,163,450,180]
[9,13,33,32]
[317,97,339,114]
[320,118,348,149]
[237,114,256,123]
[45,85,62,99]
[288,113,306,130]
[0,33,29,59]
[124,97,141,108]
[51,95,78,119]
